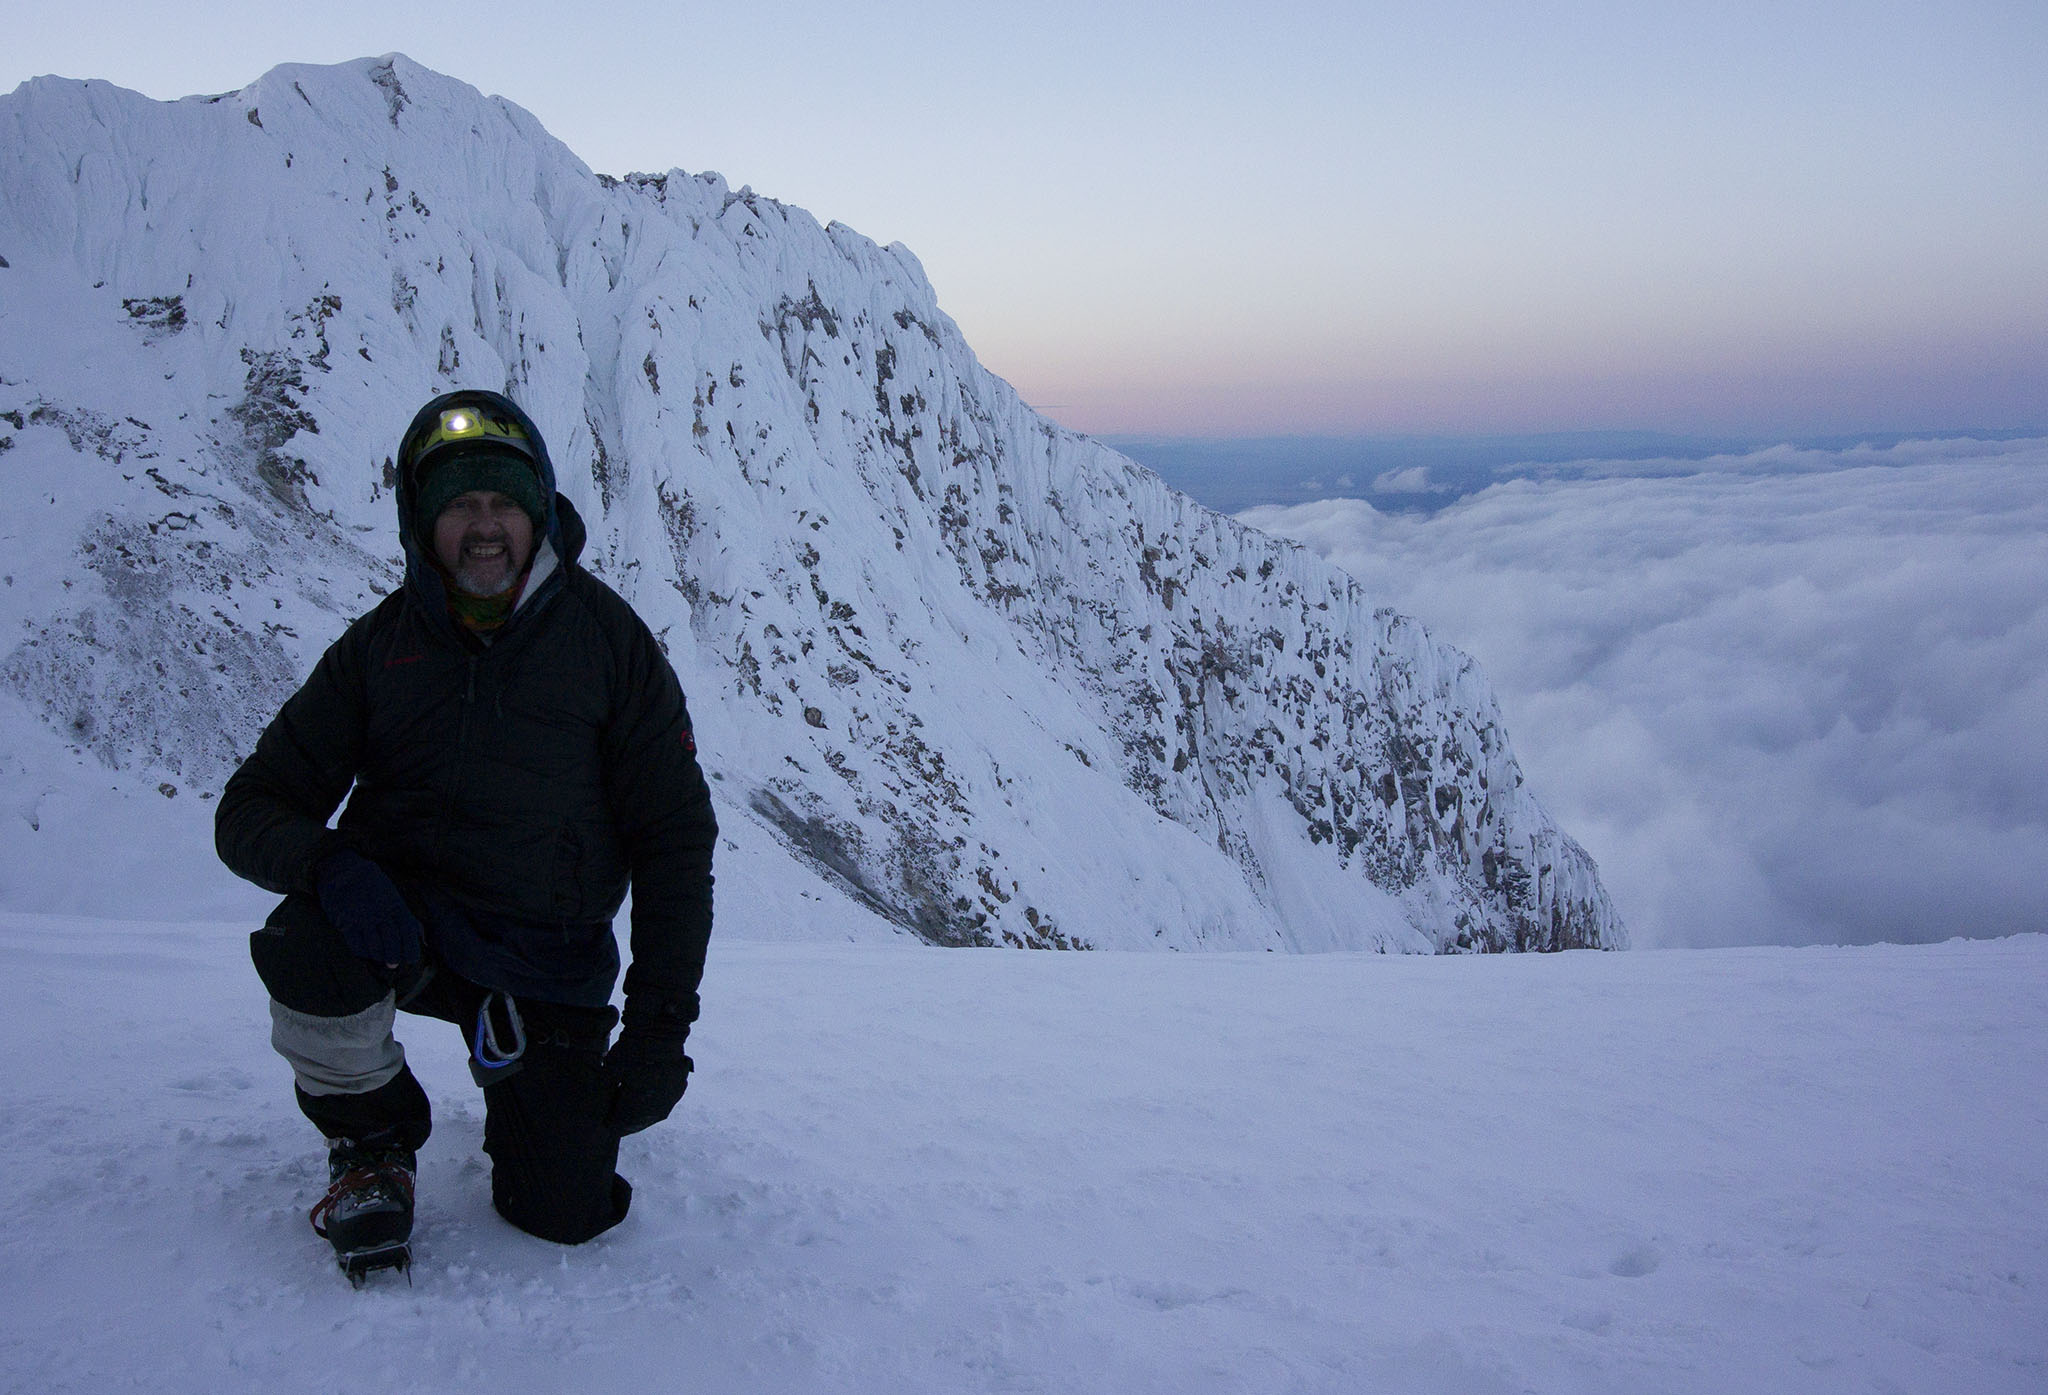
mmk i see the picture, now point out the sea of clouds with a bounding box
[1240,436,2048,949]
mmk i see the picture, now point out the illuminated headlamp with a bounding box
[402,403,537,478]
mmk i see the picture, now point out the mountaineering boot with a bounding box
[310,1135,416,1284]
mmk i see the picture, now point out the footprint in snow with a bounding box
[1608,1244,1661,1278]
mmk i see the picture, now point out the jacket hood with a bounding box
[394,390,583,619]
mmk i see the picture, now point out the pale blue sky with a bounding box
[8,0,2044,436]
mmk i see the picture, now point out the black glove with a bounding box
[603,997,694,1136]
[314,849,424,967]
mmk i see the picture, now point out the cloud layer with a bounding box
[1241,438,2048,948]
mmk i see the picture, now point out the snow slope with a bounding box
[0,55,1617,953]
[4,911,2041,1394]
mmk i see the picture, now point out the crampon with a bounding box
[310,1141,416,1286]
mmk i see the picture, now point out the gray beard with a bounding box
[449,565,517,598]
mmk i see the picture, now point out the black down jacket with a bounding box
[217,413,715,1014]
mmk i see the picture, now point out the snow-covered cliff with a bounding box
[0,55,1622,951]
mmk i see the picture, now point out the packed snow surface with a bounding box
[5,910,2041,1394]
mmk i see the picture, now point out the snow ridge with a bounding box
[0,55,1622,952]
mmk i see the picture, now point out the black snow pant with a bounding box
[250,893,632,1245]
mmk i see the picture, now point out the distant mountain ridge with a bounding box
[0,55,1622,952]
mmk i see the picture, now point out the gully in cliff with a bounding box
[215,390,718,1282]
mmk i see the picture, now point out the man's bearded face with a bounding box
[432,490,534,597]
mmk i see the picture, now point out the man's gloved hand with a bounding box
[314,848,424,967]
[604,996,694,1136]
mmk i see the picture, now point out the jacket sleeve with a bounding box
[215,618,372,896]
[602,608,718,1027]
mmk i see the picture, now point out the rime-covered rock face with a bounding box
[0,56,1623,952]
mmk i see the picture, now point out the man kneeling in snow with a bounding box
[216,390,716,1277]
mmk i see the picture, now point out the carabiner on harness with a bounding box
[469,990,527,1087]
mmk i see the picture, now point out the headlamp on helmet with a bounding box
[401,402,537,482]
